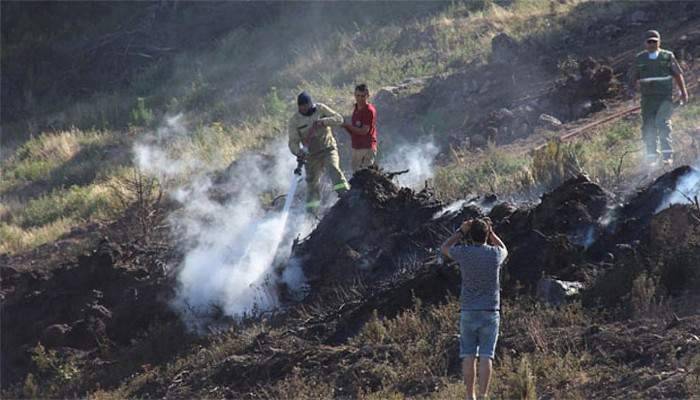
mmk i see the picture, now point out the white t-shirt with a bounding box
[648,50,660,60]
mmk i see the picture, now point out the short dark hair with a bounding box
[470,219,489,243]
[355,83,368,93]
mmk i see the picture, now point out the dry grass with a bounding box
[0,218,75,254]
[0,180,127,254]
[4,2,699,399]
[250,367,335,400]
[70,289,697,400]
[431,99,700,201]
[0,127,130,254]
[2,0,641,255]
[1,128,118,193]
[349,298,459,391]
[94,321,271,398]
[434,145,533,200]
[340,298,595,400]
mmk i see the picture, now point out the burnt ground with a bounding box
[3,166,699,398]
[3,2,700,398]
[0,209,191,393]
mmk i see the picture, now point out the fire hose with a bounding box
[293,146,334,176]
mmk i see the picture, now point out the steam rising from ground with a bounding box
[134,115,312,327]
[432,199,466,219]
[133,115,443,328]
[381,138,439,188]
[134,114,198,178]
[655,166,700,213]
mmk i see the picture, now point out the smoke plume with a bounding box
[655,167,700,213]
[134,115,444,328]
[381,138,439,189]
[134,115,312,328]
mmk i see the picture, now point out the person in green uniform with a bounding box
[288,91,350,213]
[629,30,689,166]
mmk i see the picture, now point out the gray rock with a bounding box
[629,10,650,24]
[400,77,425,87]
[373,87,399,107]
[42,324,72,348]
[495,108,515,121]
[536,277,584,305]
[70,226,87,236]
[538,113,563,130]
[465,79,480,94]
[374,78,424,107]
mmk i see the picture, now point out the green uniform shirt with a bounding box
[631,49,683,97]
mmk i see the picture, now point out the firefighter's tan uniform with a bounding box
[288,103,350,211]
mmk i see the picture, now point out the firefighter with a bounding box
[629,30,689,166]
[288,91,350,212]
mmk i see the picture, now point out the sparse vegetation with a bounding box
[3,1,700,400]
[0,218,75,254]
[1,128,125,193]
[434,145,532,199]
[2,0,686,254]
[129,97,154,127]
[431,121,636,200]
[431,101,700,200]
[23,343,81,398]
[65,289,695,400]
[109,167,164,243]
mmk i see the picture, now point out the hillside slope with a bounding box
[2,1,700,399]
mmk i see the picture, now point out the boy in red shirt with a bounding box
[342,84,378,172]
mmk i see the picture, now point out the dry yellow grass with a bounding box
[0,218,74,254]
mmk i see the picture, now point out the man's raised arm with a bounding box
[440,220,472,259]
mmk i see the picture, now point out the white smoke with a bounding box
[655,168,700,213]
[134,115,313,327]
[134,114,200,179]
[432,199,466,219]
[432,194,501,220]
[381,138,439,188]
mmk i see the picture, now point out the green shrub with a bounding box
[263,86,288,116]
[130,97,154,126]
[27,343,80,397]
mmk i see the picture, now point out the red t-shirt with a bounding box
[346,103,377,150]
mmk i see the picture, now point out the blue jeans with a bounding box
[459,310,500,359]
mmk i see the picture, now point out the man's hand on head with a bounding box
[460,220,473,234]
